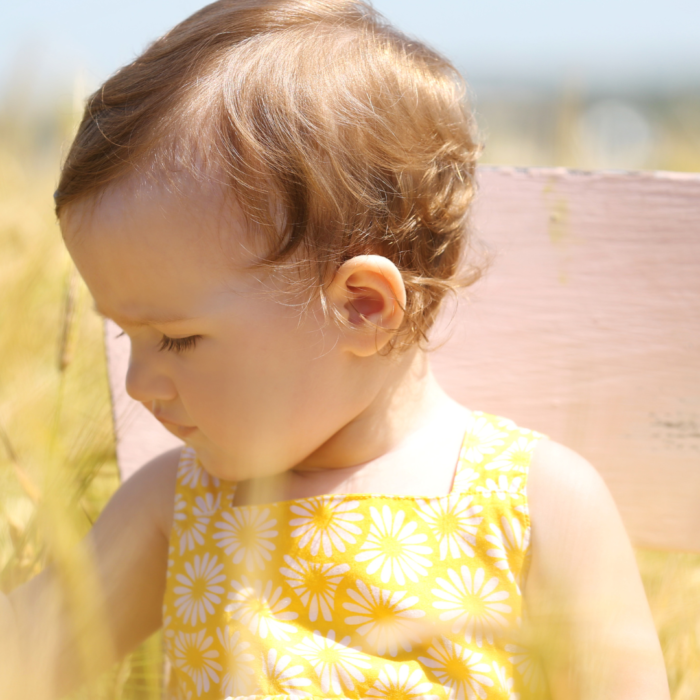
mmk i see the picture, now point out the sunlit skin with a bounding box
[0,175,670,699]
[62,176,472,503]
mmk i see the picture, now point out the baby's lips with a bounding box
[155,415,197,438]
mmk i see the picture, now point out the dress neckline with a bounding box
[226,486,475,511]
[206,424,473,510]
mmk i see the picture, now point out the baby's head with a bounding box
[57,0,482,479]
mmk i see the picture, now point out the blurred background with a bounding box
[3,0,700,171]
[1,1,699,698]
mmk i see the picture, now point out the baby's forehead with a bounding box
[62,172,255,259]
[62,174,286,317]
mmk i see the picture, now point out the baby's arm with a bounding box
[0,448,179,699]
[526,440,670,699]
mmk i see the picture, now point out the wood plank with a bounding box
[431,167,700,552]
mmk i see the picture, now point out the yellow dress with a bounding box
[163,411,551,700]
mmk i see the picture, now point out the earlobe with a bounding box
[327,255,406,357]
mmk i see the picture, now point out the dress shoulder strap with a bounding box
[450,411,547,496]
[170,447,237,553]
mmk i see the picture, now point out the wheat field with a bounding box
[0,90,699,698]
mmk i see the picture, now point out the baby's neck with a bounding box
[232,353,471,506]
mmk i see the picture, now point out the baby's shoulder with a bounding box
[526,438,631,584]
[112,447,181,538]
[528,439,612,515]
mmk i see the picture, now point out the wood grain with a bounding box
[431,167,700,551]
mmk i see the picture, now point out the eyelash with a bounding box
[158,335,202,353]
[114,330,201,354]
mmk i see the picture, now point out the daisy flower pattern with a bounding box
[355,506,433,585]
[365,664,440,700]
[292,630,371,696]
[171,630,222,696]
[173,494,206,556]
[163,413,547,699]
[459,412,509,464]
[178,447,218,489]
[476,475,524,501]
[493,661,519,700]
[289,496,363,556]
[451,466,480,492]
[485,516,531,586]
[162,614,174,641]
[417,494,483,560]
[343,580,426,656]
[261,648,312,698]
[506,644,547,695]
[419,637,494,700]
[216,627,255,698]
[226,577,298,641]
[280,555,350,622]
[432,566,512,646]
[485,432,540,473]
[173,553,226,626]
[213,507,277,570]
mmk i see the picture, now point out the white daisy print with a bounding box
[166,543,175,579]
[417,494,483,560]
[485,434,539,472]
[173,493,221,557]
[493,661,519,700]
[280,555,350,622]
[174,552,226,626]
[195,491,221,517]
[226,576,298,641]
[485,516,530,585]
[365,663,440,700]
[343,580,426,656]
[495,416,517,430]
[506,644,546,695]
[476,475,524,500]
[172,494,205,556]
[432,566,511,646]
[451,466,480,492]
[216,627,255,698]
[171,629,222,696]
[292,629,371,696]
[262,648,312,698]
[289,496,363,556]
[355,506,433,585]
[418,637,493,700]
[179,448,219,489]
[213,507,277,570]
[459,413,509,464]
[162,614,174,640]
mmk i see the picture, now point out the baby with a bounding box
[0,1,669,698]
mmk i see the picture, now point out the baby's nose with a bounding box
[125,348,177,404]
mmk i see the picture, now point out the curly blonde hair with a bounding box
[56,0,483,348]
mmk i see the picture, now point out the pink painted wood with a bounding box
[105,166,700,552]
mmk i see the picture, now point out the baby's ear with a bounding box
[326,255,406,357]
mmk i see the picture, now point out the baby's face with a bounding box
[61,179,379,482]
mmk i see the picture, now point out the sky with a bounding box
[2,0,700,102]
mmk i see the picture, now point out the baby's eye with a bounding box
[158,334,202,353]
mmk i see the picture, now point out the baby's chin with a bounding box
[192,442,281,486]
[192,446,240,484]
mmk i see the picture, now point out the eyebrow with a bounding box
[93,303,195,325]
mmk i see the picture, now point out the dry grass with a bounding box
[0,121,163,697]
[0,88,699,698]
